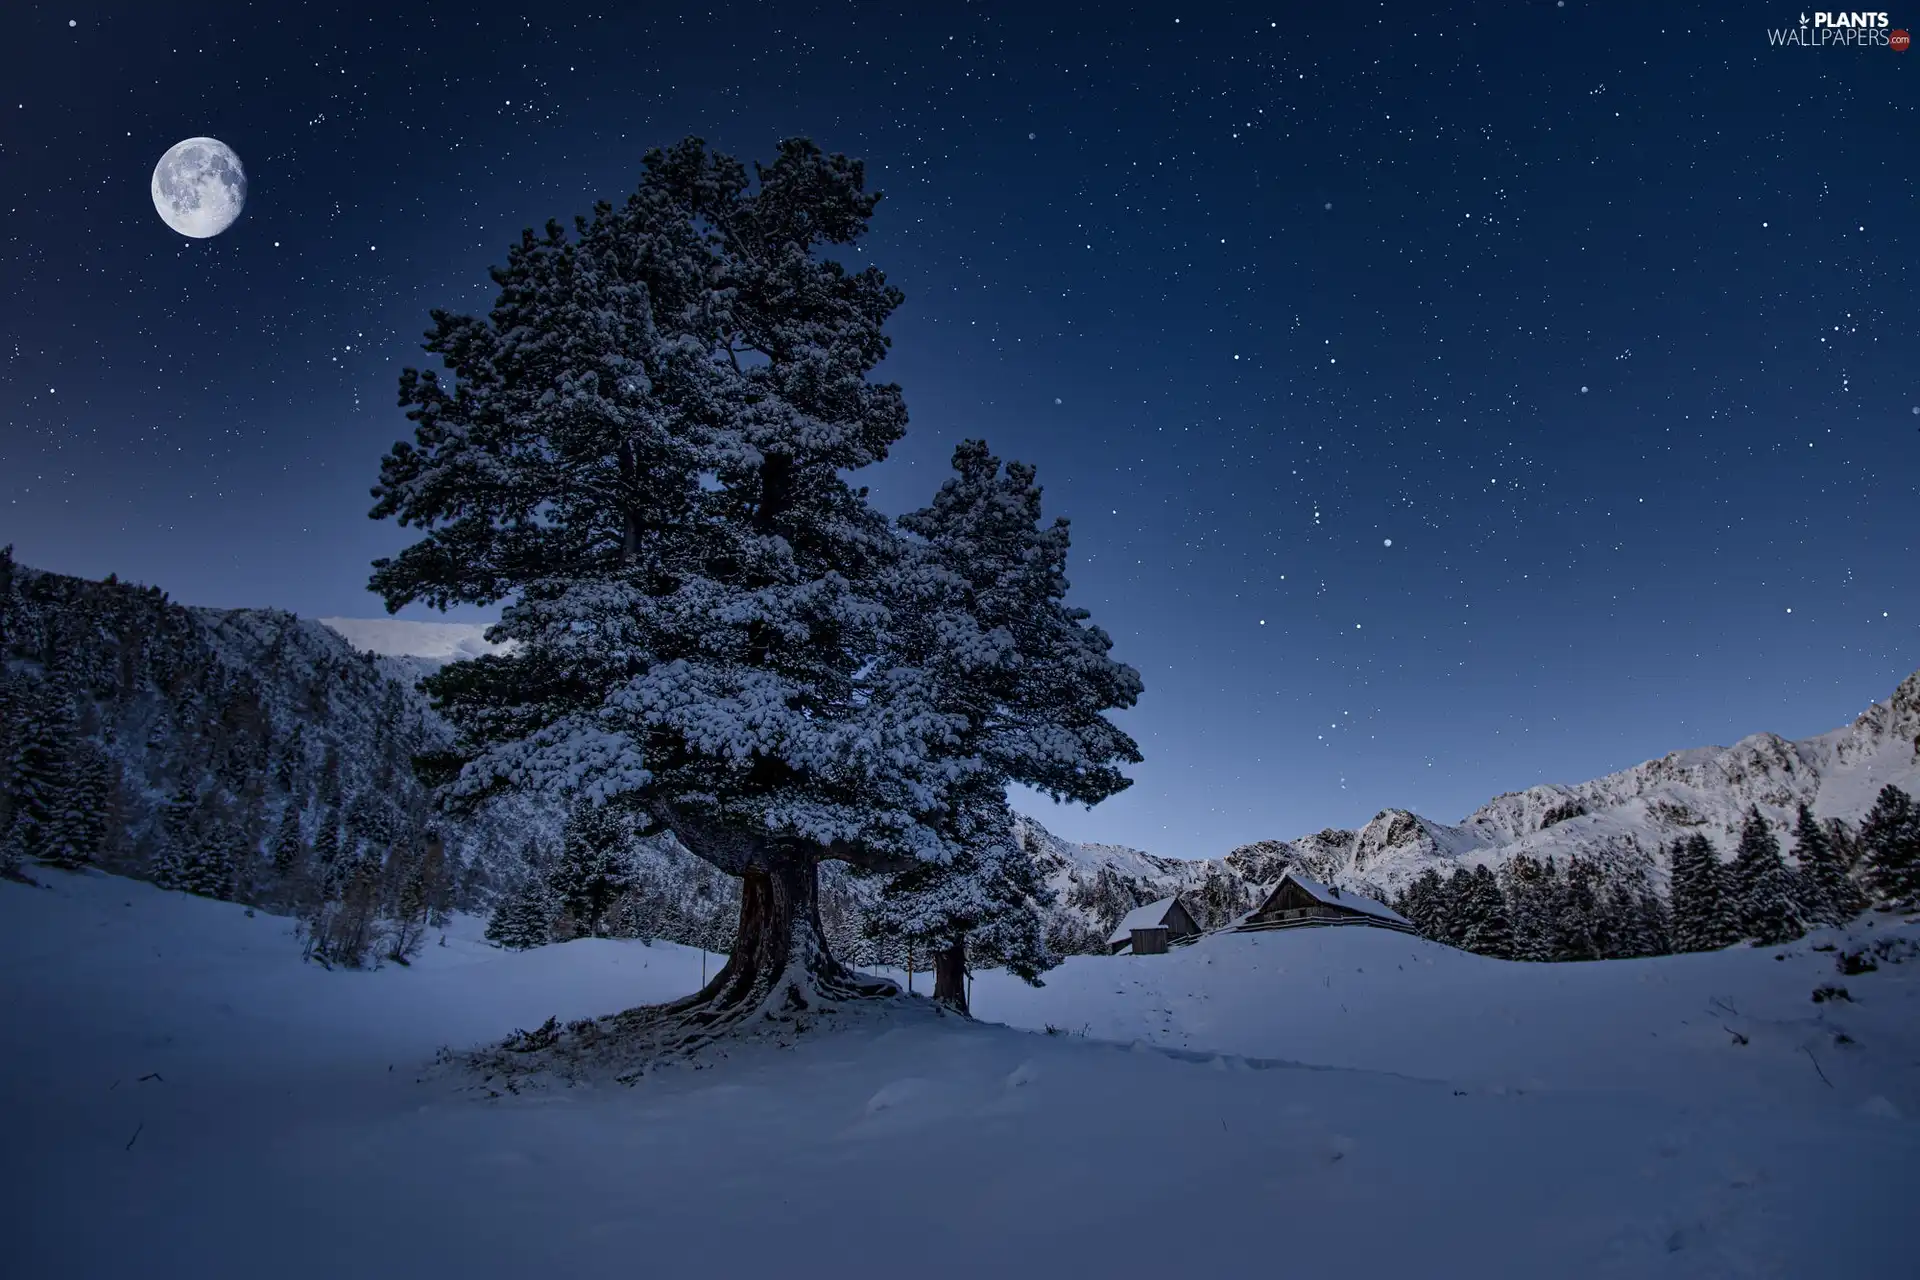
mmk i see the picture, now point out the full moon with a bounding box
[151,137,246,238]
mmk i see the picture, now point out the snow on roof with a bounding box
[1106,895,1185,946]
[1277,872,1411,926]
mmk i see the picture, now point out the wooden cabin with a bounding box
[1107,895,1202,955]
[1235,871,1415,935]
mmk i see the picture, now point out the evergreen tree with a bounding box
[864,441,1141,1011]
[1669,834,1736,951]
[1858,785,1920,909]
[42,739,112,870]
[1191,868,1250,931]
[1634,886,1673,957]
[1551,858,1599,961]
[1729,807,1804,944]
[1459,863,1513,958]
[368,138,971,1021]
[1499,855,1556,962]
[1792,803,1859,926]
[548,801,634,938]
[154,792,238,901]
[485,879,553,950]
[1396,867,1458,946]
[1426,869,1463,947]
[3,675,75,863]
[271,804,305,877]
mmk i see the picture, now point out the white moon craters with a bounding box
[151,137,246,239]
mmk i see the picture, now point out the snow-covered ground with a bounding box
[4,870,1915,1279]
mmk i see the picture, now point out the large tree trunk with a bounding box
[931,939,969,1015]
[659,848,895,1029]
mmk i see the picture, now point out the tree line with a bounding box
[1394,792,1920,960]
[0,549,486,969]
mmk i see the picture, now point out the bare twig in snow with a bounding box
[1804,1046,1833,1087]
[124,1123,143,1151]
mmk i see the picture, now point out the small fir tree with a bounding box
[3,676,76,863]
[43,739,112,870]
[1551,858,1600,961]
[1669,834,1737,952]
[548,802,635,938]
[1792,803,1859,926]
[1730,807,1804,945]
[1858,785,1920,910]
[864,440,1141,1011]
[271,804,305,878]
[1500,855,1556,962]
[486,879,554,950]
[1460,863,1513,958]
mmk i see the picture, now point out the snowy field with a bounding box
[4,871,1916,1279]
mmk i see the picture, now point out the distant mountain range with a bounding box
[5,562,1913,957]
[321,616,1920,940]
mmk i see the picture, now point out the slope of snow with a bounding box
[971,922,1919,1109]
[320,616,509,662]
[4,869,1914,1278]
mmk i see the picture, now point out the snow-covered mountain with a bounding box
[20,573,1916,954]
[325,605,1917,936]
[1014,669,1920,925]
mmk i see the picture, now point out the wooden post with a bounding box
[701,947,706,986]
[908,943,914,994]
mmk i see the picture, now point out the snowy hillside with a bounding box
[319,617,508,663]
[13,560,1915,958]
[4,868,1913,1277]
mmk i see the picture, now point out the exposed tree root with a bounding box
[450,856,912,1091]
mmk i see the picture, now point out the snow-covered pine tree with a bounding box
[43,737,112,870]
[1858,784,1920,909]
[369,138,1082,1029]
[1635,885,1672,956]
[1551,857,1600,961]
[1461,863,1513,958]
[2,674,75,865]
[1824,816,1862,871]
[1192,868,1251,931]
[486,878,554,950]
[1729,806,1803,945]
[152,779,235,899]
[1792,802,1859,927]
[1441,868,1477,948]
[863,440,1143,1011]
[1396,868,1447,944]
[270,804,304,878]
[1669,833,1736,951]
[549,801,634,939]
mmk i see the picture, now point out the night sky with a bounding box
[2,2,1914,857]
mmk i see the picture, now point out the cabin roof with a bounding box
[1106,895,1187,947]
[1268,872,1411,926]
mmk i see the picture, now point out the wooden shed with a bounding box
[1235,871,1415,935]
[1107,895,1202,955]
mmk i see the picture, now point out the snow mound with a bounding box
[3,870,1915,1278]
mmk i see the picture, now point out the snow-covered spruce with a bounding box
[368,139,1140,1042]
[863,441,1143,1013]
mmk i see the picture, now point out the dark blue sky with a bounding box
[2,1,1914,857]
